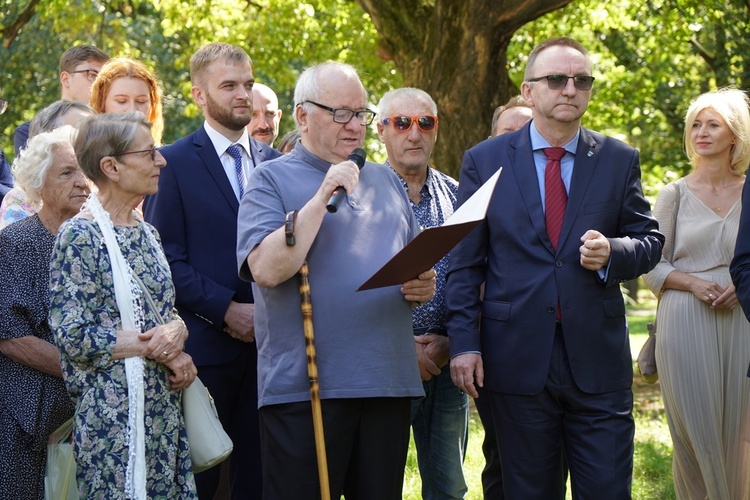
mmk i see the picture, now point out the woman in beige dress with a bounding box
[644,88,750,499]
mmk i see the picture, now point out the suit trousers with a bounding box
[490,325,634,499]
[474,385,505,499]
[259,397,411,500]
[193,344,261,500]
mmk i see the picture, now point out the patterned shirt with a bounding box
[388,161,458,330]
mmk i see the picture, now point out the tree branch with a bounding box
[1,0,42,50]
[689,34,716,72]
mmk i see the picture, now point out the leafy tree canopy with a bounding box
[1,0,748,196]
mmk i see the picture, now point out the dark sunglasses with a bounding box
[526,74,595,91]
[114,146,159,161]
[382,115,439,133]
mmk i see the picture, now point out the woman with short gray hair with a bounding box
[49,112,198,498]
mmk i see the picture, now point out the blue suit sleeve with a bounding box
[602,148,664,286]
[445,149,489,356]
[143,159,235,329]
[0,152,13,200]
[731,177,750,320]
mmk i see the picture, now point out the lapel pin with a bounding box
[587,151,594,157]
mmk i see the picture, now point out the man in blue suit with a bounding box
[445,37,663,499]
[143,42,281,499]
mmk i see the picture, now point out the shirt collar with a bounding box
[203,120,251,157]
[529,120,579,155]
[293,141,343,173]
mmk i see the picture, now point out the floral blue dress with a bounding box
[49,217,197,499]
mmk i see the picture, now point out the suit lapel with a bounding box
[509,127,552,253]
[193,127,240,215]
[557,128,598,250]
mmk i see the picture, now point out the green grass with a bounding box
[403,306,676,499]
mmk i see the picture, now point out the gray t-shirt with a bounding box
[237,143,424,407]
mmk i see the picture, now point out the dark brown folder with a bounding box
[358,168,502,290]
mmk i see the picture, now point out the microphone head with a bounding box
[347,148,367,169]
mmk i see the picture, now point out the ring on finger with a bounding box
[162,350,169,358]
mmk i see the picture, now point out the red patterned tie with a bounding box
[544,147,567,251]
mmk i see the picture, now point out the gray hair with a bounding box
[377,87,438,120]
[190,43,252,87]
[74,112,151,184]
[28,100,93,138]
[12,125,77,205]
[293,62,366,126]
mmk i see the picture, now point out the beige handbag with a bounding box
[636,322,658,384]
[182,377,233,472]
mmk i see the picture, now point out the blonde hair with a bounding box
[12,125,77,205]
[684,88,750,174]
[89,57,164,145]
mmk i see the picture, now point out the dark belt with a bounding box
[413,326,448,336]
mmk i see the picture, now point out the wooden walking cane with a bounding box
[298,260,331,500]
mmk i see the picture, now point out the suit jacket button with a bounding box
[547,306,555,314]
[555,260,563,267]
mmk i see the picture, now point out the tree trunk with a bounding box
[356,0,573,178]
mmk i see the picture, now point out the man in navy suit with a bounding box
[445,37,663,499]
[143,42,281,499]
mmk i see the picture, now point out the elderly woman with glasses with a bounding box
[49,112,198,498]
[0,125,89,499]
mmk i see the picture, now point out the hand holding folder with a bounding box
[358,168,502,291]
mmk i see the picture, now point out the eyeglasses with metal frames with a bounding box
[382,115,439,133]
[114,146,159,162]
[301,100,376,125]
[526,74,595,91]
[69,69,100,82]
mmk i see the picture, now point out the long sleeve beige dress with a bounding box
[644,178,750,500]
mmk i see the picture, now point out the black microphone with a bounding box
[326,148,367,213]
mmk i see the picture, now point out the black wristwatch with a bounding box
[285,210,298,247]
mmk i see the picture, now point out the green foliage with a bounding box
[1,0,397,161]
[2,0,748,188]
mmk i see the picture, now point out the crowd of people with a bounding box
[1,34,749,500]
